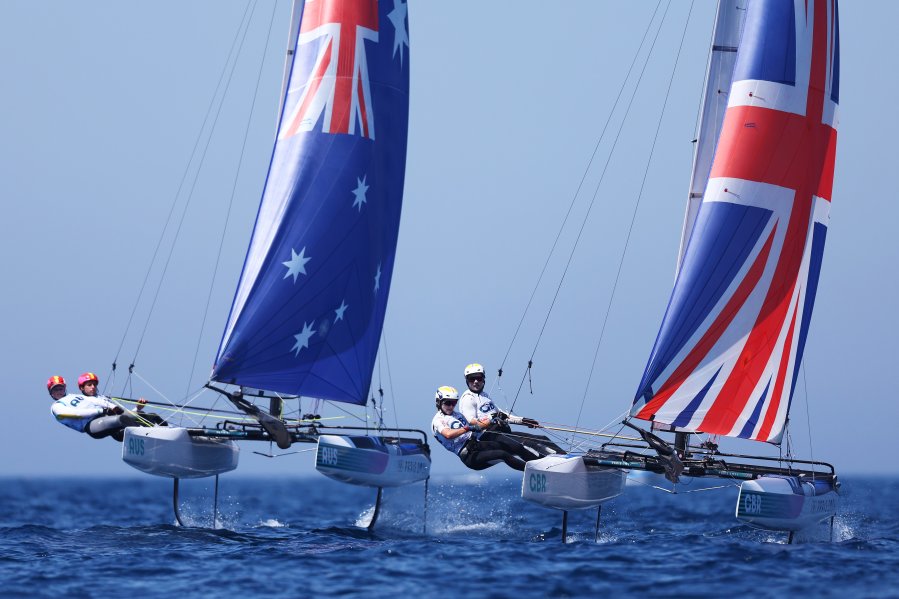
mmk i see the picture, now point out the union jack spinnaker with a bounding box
[632,0,839,443]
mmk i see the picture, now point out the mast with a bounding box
[676,0,747,275]
[277,1,305,123]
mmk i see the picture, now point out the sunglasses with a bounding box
[466,375,485,382]
[441,400,458,405]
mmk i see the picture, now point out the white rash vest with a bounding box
[51,394,117,433]
[459,389,498,423]
[431,410,472,455]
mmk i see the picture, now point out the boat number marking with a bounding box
[743,493,762,515]
[320,446,339,466]
[127,437,145,456]
[528,473,547,493]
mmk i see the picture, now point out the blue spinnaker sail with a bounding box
[212,0,410,405]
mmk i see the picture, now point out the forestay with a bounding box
[632,0,839,443]
[212,0,411,405]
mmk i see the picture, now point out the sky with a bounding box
[1,0,896,480]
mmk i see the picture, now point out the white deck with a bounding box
[521,455,627,510]
[122,427,239,479]
[315,434,430,488]
[736,475,839,532]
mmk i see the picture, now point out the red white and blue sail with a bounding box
[632,0,839,443]
[212,0,410,405]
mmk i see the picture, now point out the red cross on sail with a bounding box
[632,0,839,443]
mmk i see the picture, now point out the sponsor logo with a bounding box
[127,437,145,456]
[810,496,837,513]
[398,460,427,474]
[528,473,547,493]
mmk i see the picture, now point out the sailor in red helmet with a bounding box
[46,375,67,401]
[48,372,156,441]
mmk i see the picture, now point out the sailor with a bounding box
[431,385,529,471]
[458,363,510,433]
[458,362,560,460]
[49,372,160,441]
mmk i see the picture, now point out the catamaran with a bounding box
[105,0,429,528]
[509,0,841,543]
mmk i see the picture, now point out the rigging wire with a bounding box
[110,1,258,396]
[128,0,264,376]
[185,0,280,397]
[509,0,675,413]
[382,331,401,433]
[571,0,697,442]
[322,399,369,425]
[498,0,665,384]
[801,360,816,467]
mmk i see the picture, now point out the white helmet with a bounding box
[463,363,485,379]
[435,385,459,409]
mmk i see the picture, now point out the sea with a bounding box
[1,475,896,598]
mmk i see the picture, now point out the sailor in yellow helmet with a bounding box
[459,363,511,433]
[431,385,534,471]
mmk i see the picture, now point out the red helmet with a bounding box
[47,375,66,392]
[78,372,99,388]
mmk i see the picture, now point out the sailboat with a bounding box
[120,0,430,527]
[518,0,841,542]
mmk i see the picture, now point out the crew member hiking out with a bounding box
[432,385,538,472]
[457,362,563,461]
[48,372,164,442]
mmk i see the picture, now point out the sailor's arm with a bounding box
[439,425,472,440]
[504,412,541,428]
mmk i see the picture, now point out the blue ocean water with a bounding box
[0,475,895,598]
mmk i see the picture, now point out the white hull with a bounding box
[315,434,430,488]
[122,427,239,479]
[736,475,839,532]
[521,455,627,510]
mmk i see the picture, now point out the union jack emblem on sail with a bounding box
[632,0,840,443]
[280,0,379,139]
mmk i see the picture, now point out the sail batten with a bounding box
[633,0,839,442]
[212,0,410,405]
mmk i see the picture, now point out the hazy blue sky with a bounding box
[2,1,895,481]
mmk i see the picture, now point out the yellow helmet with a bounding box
[463,363,485,379]
[435,385,459,409]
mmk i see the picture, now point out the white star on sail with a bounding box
[291,321,316,356]
[335,300,348,322]
[374,263,382,292]
[282,247,311,283]
[352,175,369,211]
[388,0,409,65]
